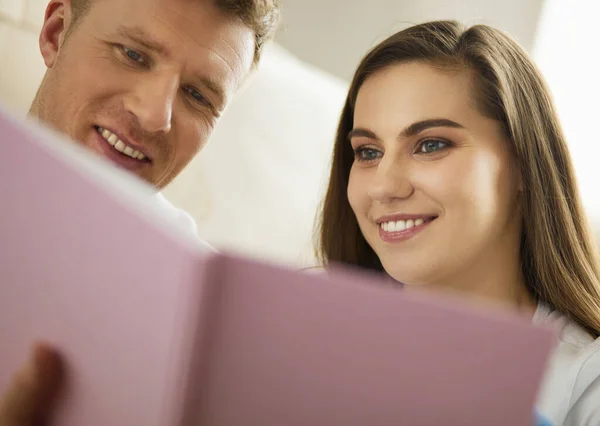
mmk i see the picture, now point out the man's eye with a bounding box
[184,87,210,106]
[122,47,145,65]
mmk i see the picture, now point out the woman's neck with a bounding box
[404,244,537,318]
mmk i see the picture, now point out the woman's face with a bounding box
[347,62,523,288]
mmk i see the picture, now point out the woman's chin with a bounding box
[381,259,440,287]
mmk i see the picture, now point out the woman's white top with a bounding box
[534,304,600,425]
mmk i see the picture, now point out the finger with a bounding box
[31,343,65,423]
[0,343,65,426]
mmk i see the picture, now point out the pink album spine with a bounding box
[176,252,226,426]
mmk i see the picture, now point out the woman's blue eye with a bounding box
[418,139,448,154]
[354,147,382,162]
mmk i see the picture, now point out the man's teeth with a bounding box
[381,218,426,232]
[97,127,146,161]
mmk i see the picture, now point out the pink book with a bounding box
[0,104,556,426]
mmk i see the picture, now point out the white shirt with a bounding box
[153,193,216,253]
[534,304,600,425]
[153,192,198,236]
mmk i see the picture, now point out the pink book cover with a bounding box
[0,105,556,426]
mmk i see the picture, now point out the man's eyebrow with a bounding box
[116,26,169,56]
[348,118,466,141]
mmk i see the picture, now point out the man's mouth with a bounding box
[95,126,149,162]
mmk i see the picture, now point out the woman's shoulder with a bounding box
[533,304,600,425]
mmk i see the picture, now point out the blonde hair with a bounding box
[317,20,600,337]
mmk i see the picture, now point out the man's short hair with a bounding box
[69,0,280,65]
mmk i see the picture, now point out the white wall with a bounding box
[533,0,600,230]
[0,0,48,112]
[275,0,545,80]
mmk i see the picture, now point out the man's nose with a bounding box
[124,74,178,134]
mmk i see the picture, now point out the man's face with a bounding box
[32,0,254,188]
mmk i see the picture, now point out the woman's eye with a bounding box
[417,139,449,154]
[354,147,382,163]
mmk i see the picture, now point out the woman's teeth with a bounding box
[380,218,425,232]
[97,127,146,161]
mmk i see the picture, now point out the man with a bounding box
[0,0,279,423]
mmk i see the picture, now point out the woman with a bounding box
[317,20,600,425]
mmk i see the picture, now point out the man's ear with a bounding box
[39,0,74,68]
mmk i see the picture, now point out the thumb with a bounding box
[0,343,65,426]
